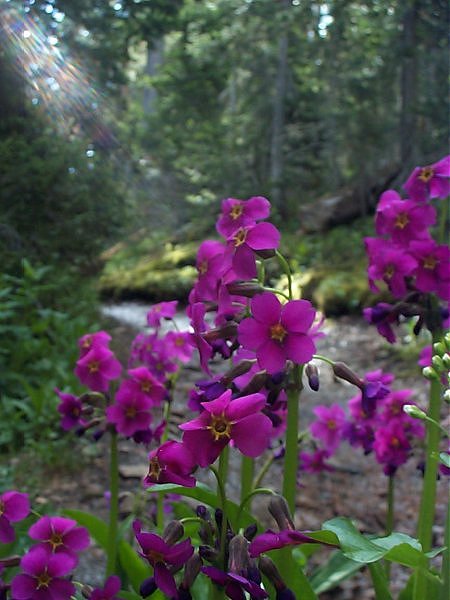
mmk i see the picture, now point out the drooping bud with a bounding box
[422,366,440,381]
[268,495,295,531]
[226,281,265,297]
[140,576,157,598]
[228,535,249,575]
[203,322,238,342]
[403,405,427,420]
[258,556,285,590]
[199,545,219,562]
[196,505,211,520]
[162,520,184,545]
[240,371,268,395]
[332,362,363,388]
[442,353,450,370]
[255,248,276,259]
[243,523,258,541]
[81,585,92,599]
[221,359,257,386]
[305,363,320,391]
[433,342,446,357]
[0,556,20,568]
[181,553,203,590]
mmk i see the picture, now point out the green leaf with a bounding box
[64,509,108,548]
[146,482,256,529]
[439,452,450,468]
[310,550,362,594]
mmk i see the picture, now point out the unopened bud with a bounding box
[268,495,295,531]
[403,405,427,420]
[222,360,257,386]
[255,248,276,259]
[203,322,238,342]
[226,281,265,297]
[140,576,157,597]
[431,355,445,372]
[422,366,440,381]
[240,371,268,395]
[442,353,450,370]
[162,520,184,545]
[332,362,363,388]
[258,556,285,590]
[305,363,320,391]
[199,545,219,561]
[228,535,249,574]
[196,505,210,520]
[0,556,20,568]
[444,332,450,351]
[181,553,202,589]
[433,342,446,357]
[243,523,258,541]
[443,389,450,403]
[81,585,93,599]
[276,589,297,600]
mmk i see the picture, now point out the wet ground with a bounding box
[37,305,447,599]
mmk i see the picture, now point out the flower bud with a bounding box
[81,585,92,599]
[422,366,440,381]
[228,535,249,574]
[199,545,219,561]
[433,342,446,357]
[403,405,427,420]
[442,353,450,370]
[221,360,257,386]
[181,553,203,589]
[162,520,184,545]
[277,589,297,600]
[255,248,276,259]
[140,577,157,597]
[332,362,363,388]
[226,281,265,297]
[305,363,320,391]
[196,505,210,520]
[443,388,450,403]
[431,355,445,372]
[240,371,268,395]
[268,495,295,531]
[0,555,20,568]
[258,556,285,590]
[243,523,258,541]
[445,332,450,351]
[203,322,238,342]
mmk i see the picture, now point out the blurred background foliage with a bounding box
[0,0,448,458]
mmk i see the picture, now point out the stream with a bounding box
[101,301,191,331]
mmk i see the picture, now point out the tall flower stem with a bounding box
[413,373,442,599]
[282,365,302,513]
[440,497,450,600]
[211,447,230,572]
[106,430,119,577]
[385,475,395,580]
[240,455,254,507]
[156,400,171,529]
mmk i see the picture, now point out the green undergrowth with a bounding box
[99,217,377,315]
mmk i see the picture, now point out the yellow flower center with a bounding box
[418,166,434,183]
[175,337,185,347]
[82,337,92,349]
[395,212,409,229]
[391,436,400,448]
[233,228,248,247]
[147,457,162,481]
[49,533,64,550]
[208,414,232,442]
[88,360,100,373]
[37,572,52,589]
[270,323,287,342]
[141,381,152,393]
[230,204,244,220]
[198,260,208,275]
[126,406,137,419]
[423,255,437,270]
[384,265,395,279]
[147,550,165,564]
[0,500,4,516]
[327,419,336,430]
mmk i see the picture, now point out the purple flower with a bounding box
[238,292,316,374]
[194,240,230,301]
[373,421,412,475]
[309,404,346,453]
[403,155,450,202]
[55,389,83,431]
[225,223,280,280]
[28,516,90,563]
[75,346,122,392]
[180,390,273,467]
[106,381,153,437]
[410,239,450,301]
[11,546,76,600]
[133,522,194,598]
[147,301,178,328]
[361,369,393,417]
[164,331,194,363]
[189,302,213,374]
[78,331,112,357]
[128,366,166,405]
[90,575,123,600]
[249,529,321,558]
[0,491,30,543]
[299,449,334,473]
[363,303,399,343]
[375,191,436,245]
[216,196,271,238]
[144,441,196,488]
[202,566,268,600]
[365,237,417,298]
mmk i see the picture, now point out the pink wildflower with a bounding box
[143,441,196,488]
[28,516,90,563]
[375,191,436,245]
[90,575,122,600]
[216,196,271,238]
[410,239,450,301]
[75,345,121,392]
[128,366,166,405]
[146,301,178,328]
[365,237,417,297]
[55,389,83,431]
[164,331,194,363]
[106,380,153,437]
[225,222,280,280]
[310,404,346,453]
[403,155,450,202]
[0,491,30,543]
[78,331,112,357]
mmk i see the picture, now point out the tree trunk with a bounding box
[143,37,164,115]
[400,0,418,167]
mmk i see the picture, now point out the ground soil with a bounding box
[30,312,448,599]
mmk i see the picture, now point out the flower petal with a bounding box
[251,292,281,325]
[283,333,316,365]
[280,300,315,333]
[232,413,273,457]
[257,339,286,373]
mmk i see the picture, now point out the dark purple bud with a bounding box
[222,360,257,385]
[196,505,211,520]
[332,362,363,388]
[246,563,262,584]
[199,545,219,561]
[305,363,320,391]
[243,523,258,541]
[203,322,238,342]
[163,520,184,545]
[0,556,20,568]
[214,508,223,530]
[270,372,286,386]
[258,556,285,590]
[92,428,105,442]
[240,371,268,395]
[228,535,249,574]
[226,281,265,297]
[277,588,297,600]
[181,553,203,589]
[176,589,192,600]
[140,576,157,597]
[268,496,295,531]
[254,248,276,259]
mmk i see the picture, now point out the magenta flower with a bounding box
[90,575,122,600]
[0,491,30,543]
[310,404,346,453]
[189,302,213,374]
[164,331,194,363]
[365,237,417,297]
[11,547,76,600]
[194,240,230,301]
[216,196,271,238]
[375,191,436,245]
[28,516,90,563]
[106,381,153,437]
[363,303,399,343]
[225,222,280,280]
[133,522,194,598]
[403,155,450,202]
[144,441,196,488]
[249,529,321,558]
[55,389,83,431]
[128,366,166,405]
[410,239,450,300]
[373,420,411,475]
[299,449,334,473]
[180,390,273,467]
[360,369,393,417]
[75,345,122,392]
[147,301,178,328]
[202,566,268,599]
[238,292,316,374]
[78,331,112,357]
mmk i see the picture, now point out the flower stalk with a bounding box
[106,429,119,577]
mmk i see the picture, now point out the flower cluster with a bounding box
[364,155,450,343]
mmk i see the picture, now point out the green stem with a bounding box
[282,366,302,514]
[157,401,171,530]
[438,196,449,244]
[240,455,254,506]
[275,250,293,300]
[106,430,119,577]
[211,447,230,571]
[262,287,290,301]
[440,497,450,600]
[313,353,335,367]
[253,453,274,489]
[385,475,395,580]
[414,372,443,599]
[368,562,393,600]
[236,488,275,529]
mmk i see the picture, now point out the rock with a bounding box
[119,463,148,479]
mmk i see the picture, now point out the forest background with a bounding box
[0,0,448,467]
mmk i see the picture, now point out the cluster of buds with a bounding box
[421,332,450,397]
